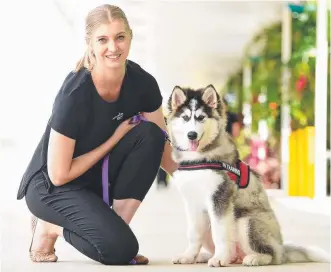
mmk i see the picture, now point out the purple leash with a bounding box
[129,114,148,124]
[102,154,136,264]
[101,114,168,265]
[101,154,110,205]
[101,114,169,205]
[101,114,152,205]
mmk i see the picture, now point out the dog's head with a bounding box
[166,84,227,152]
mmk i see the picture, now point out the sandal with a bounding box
[29,215,58,262]
[129,254,149,265]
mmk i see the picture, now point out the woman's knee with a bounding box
[98,228,139,265]
[136,121,166,150]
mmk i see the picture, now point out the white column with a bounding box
[242,60,252,132]
[314,0,328,199]
[280,4,292,195]
[329,0,331,190]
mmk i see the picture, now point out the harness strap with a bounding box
[178,160,250,189]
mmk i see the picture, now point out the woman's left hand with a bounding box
[142,108,179,175]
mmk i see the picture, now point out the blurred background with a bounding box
[0,1,330,270]
[0,0,330,202]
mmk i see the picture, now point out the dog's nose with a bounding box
[187,131,198,140]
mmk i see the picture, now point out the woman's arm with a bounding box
[48,120,136,187]
[142,107,179,176]
[47,129,116,186]
[231,122,241,138]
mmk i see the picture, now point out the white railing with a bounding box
[314,0,329,199]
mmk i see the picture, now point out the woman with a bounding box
[16,4,177,265]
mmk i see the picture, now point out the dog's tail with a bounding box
[282,242,330,263]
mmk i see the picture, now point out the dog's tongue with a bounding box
[189,140,199,151]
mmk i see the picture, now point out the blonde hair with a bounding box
[75,4,132,72]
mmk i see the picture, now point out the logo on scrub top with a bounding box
[112,112,124,121]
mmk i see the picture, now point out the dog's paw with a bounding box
[207,255,231,267]
[196,252,212,263]
[172,253,196,264]
[242,254,272,266]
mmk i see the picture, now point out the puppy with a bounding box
[166,85,330,267]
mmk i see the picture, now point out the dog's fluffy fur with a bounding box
[166,85,330,267]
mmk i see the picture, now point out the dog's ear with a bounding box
[170,86,186,110]
[202,85,218,108]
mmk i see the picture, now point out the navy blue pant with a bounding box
[25,122,165,265]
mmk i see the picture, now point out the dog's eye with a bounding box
[196,115,205,121]
[182,115,190,122]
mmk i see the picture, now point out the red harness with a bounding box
[178,160,250,189]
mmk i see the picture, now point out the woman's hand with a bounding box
[142,108,179,175]
[111,118,138,145]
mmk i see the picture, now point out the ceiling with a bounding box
[54,0,283,96]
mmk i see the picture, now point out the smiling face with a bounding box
[167,85,226,152]
[171,99,208,151]
[77,4,133,72]
[91,20,131,70]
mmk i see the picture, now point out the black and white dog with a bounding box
[166,85,330,267]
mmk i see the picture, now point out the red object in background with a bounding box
[295,74,308,92]
[269,102,278,110]
[244,137,281,189]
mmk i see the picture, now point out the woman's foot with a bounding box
[29,216,60,262]
[130,254,149,265]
